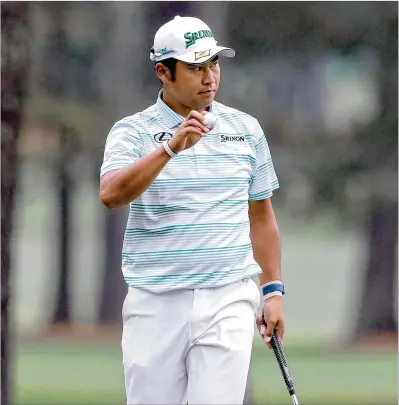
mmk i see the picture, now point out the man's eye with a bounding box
[190,66,201,71]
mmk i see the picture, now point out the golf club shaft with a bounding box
[291,393,299,405]
[270,331,300,403]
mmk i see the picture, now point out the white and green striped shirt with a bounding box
[101,91,279,292]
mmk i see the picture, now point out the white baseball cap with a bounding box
[150,16,235,64]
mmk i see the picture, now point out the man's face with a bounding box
[165,57,220,110]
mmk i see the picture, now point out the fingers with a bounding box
[267,322,285,346]
[264,320,275,348]
[256,316,273,349]
[183,118,209,134]
[180,110,211,137]
[256,316,264,335]
[184,126,205,138]
[184,111,210,132]
[172,110,211,153]
[258,318,285,348]
[275,322,285,345]
[186,110,207,122]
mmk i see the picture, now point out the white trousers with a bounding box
[121,277,260,405]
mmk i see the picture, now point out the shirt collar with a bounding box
[156,90,214,129]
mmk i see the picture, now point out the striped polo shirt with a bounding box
[100,91,279,292]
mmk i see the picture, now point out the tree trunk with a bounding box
[355,200,398,337]
[98,208,128,323]
[354,13,398,340]
[1,3,30,404]
[52,125,76,324]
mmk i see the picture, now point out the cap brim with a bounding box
[175,46,235,64]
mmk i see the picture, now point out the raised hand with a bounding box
[168,110,209,154]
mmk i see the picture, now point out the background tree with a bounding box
[1,3,30,403]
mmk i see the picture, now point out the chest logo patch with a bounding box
[221,135,245,143]
[154,132,173,143]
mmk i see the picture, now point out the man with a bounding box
[100,15,285,405]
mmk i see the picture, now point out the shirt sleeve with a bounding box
[248,119,279,200]
[100,119,145,178]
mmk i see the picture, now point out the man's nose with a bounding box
[202,67,216,85]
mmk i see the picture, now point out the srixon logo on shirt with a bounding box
[221,135,245,143]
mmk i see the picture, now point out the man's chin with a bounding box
[197,92,216,106]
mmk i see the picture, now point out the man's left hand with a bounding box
[256,295,284,349]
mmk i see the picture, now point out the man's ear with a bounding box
[155,63,171,84]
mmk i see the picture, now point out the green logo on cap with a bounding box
[184,30,214,49]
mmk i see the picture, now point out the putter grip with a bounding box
[270,332,296,396]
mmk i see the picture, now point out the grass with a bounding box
[13,337,397,405]
[251,340,397,404]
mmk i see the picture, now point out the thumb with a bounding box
[256,316,265,336]
[264,321,276,344]
[256,316,264,329]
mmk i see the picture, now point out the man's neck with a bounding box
[161,89,210,117]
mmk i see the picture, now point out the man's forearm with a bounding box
[250,221,281,285]
[100,145,171,209]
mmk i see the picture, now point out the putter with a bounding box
[270,331,300,405]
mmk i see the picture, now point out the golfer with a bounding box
[100,15,285,405]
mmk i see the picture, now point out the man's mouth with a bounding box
[199,89,214,94]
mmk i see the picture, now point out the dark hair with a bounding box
[154,58,178,84]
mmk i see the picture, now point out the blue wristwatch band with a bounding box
[262,283,285,296]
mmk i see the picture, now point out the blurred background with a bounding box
[2,1,398,405]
